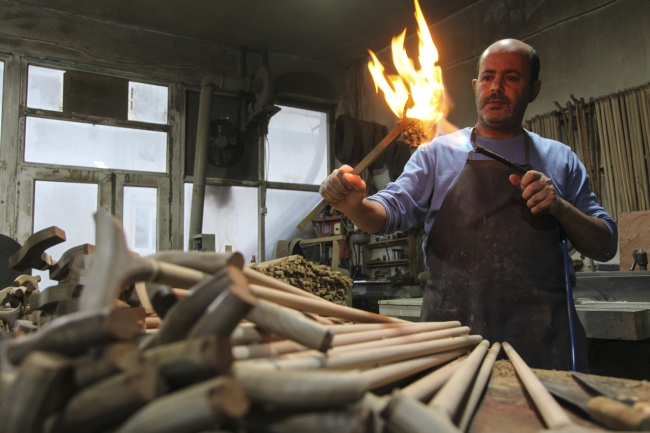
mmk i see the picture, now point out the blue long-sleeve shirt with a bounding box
[368,127,618,262]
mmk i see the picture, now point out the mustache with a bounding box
[481,93,510,107]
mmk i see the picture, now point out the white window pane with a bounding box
[123,187,157,256]
[27,66,64,112]
[25,117,168,173]
[33,181,97,290]
[184,184,258,262]
[128,82,168,124]
[267,106,328,185]
[265,189,320,261]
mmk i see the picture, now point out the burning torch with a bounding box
[296,0,445,231]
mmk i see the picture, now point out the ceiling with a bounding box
[14,0,480,64]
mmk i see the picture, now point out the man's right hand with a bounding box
[319,165,366,213]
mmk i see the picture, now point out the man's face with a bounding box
[472,49,540,132]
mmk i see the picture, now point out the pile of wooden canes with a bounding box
[0,211,543,433]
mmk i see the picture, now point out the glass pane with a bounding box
[32,181,98,290]
[123,187,157,256]
[27,66,64,111]
[128,82,168,124]
[265,189,320,261]
[25,117,168,173]
[267,106,328,185]
[184,183,258,262]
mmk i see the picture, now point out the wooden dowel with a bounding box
[230,325,261,346]
[235,322,462,361]
[329,327,469,357]
[249,284,403,323]
[234,368,367,409]
[383,393,461,433]
[326,322,418,334]
[238,334,481,371]
[429,340,489,419]
[360,348,467,390]
[401,358,464,402]
[113,376,249,433]
[457,342,501,432]
[502,342,573,430]
[334,321,460,346]
[145,316,161,329]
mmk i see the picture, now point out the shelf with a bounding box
[365,238,408,249]
[364,259,409,269]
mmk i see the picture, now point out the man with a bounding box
[320,39,617,371]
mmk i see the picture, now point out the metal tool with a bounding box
[540,377,650,431]
[572,372,650,410]
[472,144,528,175]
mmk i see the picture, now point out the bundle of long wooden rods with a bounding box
[525,80,650,220]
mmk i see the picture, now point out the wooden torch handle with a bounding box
[295,118,417,231]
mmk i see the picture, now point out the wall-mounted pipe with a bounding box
[189,68,273,251]
[188,82,216,249]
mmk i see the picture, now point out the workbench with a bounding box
[378,271,650,339]
[467,360,650,432]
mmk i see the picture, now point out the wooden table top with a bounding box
[468,360,650,432]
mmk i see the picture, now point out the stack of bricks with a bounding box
[248,255,352,305]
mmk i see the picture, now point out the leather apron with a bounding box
[420,131,588,371]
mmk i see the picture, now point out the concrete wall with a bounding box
[361,0,650,130]
[0,0,348,94]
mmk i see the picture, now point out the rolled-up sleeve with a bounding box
[562,151,618,262]
[367,145,436,235]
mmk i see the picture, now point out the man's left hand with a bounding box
[509,171,562,215]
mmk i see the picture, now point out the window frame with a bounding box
[182,90,334,260]
[0,54,183,251]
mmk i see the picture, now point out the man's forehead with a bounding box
[479,49,531,74]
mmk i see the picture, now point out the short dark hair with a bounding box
[476,44,540,83]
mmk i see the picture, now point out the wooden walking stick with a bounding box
[401,358,464,402]
[234,368,367,409]
[249,284,404,323]
[80,212,209,312]
[9,226,65,271]
[0,352,75,433]
[360,347,467,390]
[113,376,249,433]
[457,342,501,431]
[502,342,573,430]
[382,392,461,433]
[429,340,489,420]
[6,307,143,365]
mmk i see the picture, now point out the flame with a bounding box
[368,0,445,122]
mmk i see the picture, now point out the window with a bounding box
[266,105,328,185]
[184,184,258,262]
[32,181,98,290]
[128,82,168,124]
[25,66,169,173]
[265,189,321,256]
[27,66,64,112]
[123,187,157,256]
[13,63,175,263]
[25,118,167,172]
